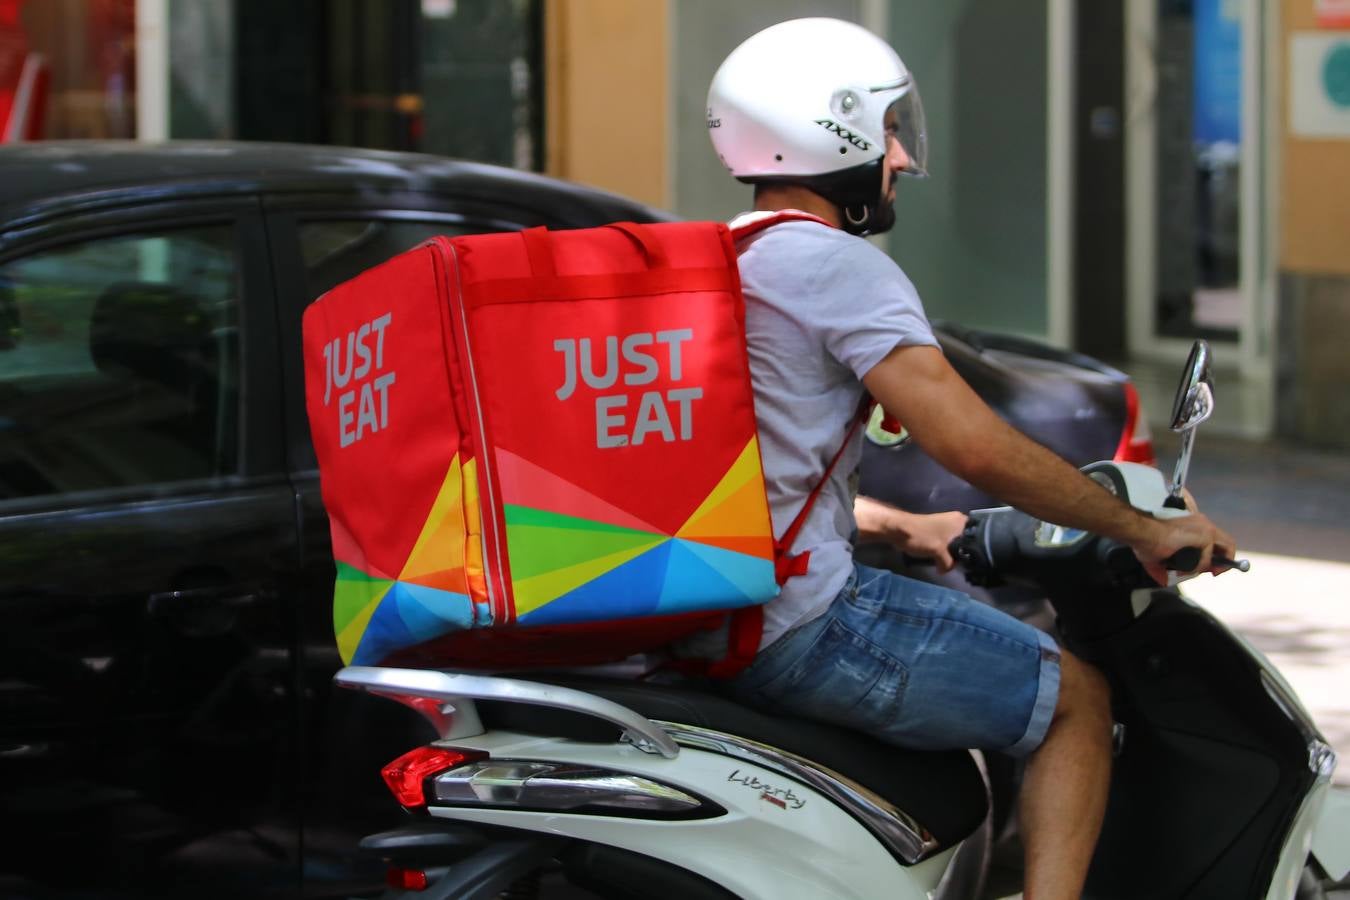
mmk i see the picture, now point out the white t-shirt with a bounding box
[734,216,939,647]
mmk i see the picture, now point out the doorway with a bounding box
[1124,0,1268,368]
[1072,0,1272,435]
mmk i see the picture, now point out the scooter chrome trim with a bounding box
[1260,669,1339,777]
[659,721,942,865]
[432,759,707,815]
[334,667,680,758]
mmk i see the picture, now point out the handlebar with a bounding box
[1163,547,1201,571]
[1162,548,1251,573]
[949,509,1250,600]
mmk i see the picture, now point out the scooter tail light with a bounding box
[1114,382,1156,466]
[381,745,488,809]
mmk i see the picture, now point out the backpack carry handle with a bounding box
[603,222,669,269]
[520,223,668,280]
[520,227,558,278]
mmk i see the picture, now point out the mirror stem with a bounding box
[1171,429,1197,500]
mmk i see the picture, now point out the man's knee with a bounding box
[1055,649,1111,721]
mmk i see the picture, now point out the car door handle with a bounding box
[147,584,267,617]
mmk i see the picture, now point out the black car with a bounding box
[0,141,1148,898]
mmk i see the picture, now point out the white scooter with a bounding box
[335,341,1350,899]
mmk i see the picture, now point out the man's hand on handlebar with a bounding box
[1131,494,1238,585]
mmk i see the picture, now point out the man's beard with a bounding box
[866,192,896,235]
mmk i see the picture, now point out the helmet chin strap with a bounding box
[841,184,895,236]
[836,159,895,236]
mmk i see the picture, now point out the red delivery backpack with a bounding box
[302,213,841,672]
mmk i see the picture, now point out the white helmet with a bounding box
[707,17,928,235]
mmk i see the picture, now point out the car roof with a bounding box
[0,140,675,232]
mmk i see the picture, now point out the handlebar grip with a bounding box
[1163,547,1202,572]
[1214,554,1251,573]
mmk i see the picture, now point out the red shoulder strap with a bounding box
[729,209,834,242]
[705,605,764,680]
[772,398,870,584]
[707,398,870,679]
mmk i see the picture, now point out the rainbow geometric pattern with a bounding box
[334,456,477,665]
[498,436,777,626]
[332,438,778,666]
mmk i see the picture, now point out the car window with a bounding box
[0,226,240,502]
[300,219,488,300]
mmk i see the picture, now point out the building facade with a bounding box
[5,0,1349,446]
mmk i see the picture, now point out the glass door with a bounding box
[1125,0,1267,373]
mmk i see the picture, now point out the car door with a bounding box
[263,195,555,895]
[0,199,302,897]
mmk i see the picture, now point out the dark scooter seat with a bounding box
[476,674,988,853]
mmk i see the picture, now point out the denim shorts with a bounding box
[730,563,1061,758]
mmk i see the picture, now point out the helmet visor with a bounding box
[881,81,928,178]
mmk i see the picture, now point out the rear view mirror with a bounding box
[1168,340,1214,502]
[1169,340,1214,434]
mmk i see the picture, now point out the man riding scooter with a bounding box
[701,18,1237,899]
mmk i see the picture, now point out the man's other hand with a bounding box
[855,497,968,573]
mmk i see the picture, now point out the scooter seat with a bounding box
[476,674,988,852]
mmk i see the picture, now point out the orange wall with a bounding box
[1280,0,1350,274]
[544,0,669,209]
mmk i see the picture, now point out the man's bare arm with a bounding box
[861,345,1235,577]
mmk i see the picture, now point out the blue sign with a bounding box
[1193,0,1242,145]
